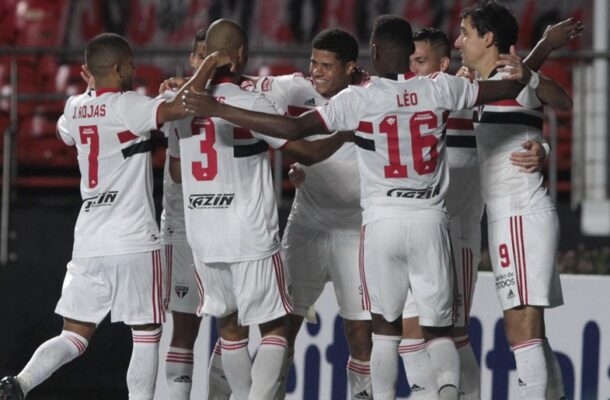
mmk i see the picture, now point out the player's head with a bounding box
[410,27,451,76]
[205,19,248,79]
[455,0,518,72]
[85,33,134,91]
[309,28,358,98]
[369,15,414,77]
[190,28,206,70]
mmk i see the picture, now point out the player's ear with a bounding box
[483,31,495,49]
[439,56,450,72]
[345,60,356,75]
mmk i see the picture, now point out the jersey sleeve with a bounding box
[117,91,164,136]
[430,73,479,111]
[247,92,288,149]
[515,85,543,109]
[167,122,180,158]
[56,96,75,145]
[254,74,297,109]
[315,86,361,132]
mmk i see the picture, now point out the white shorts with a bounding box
[55,249,165,325]
[446,167,483,327]
[164,243,199,314]
[194,252,293,326]
[361,216,454,327]
[487,210,564,310]
[282,221,369,320]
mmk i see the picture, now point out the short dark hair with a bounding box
[372,15,414,56]
[460,0,518,53]
[85,33,132,78]
[412,27,451,58]
[312,28,359,64]
[192,28,206,53]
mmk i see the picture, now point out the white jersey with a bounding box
[168,79,287,263]
[316,72,479,225]
[256,74,361,231]
[57,88,163,257]
[160,147,187,244]
[474,70,554,221]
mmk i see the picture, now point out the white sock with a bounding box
[398,338,438,399]
[455,335,480,400]
[426,337,459,400]
[221,338,252,400]
[274,353,293,400]
[512,339,547,400]
[127,327,162,400]
[370,334,400,400]
[17,330,88,396]
[208,339,233,400]
[250,335,288,400]
[347,357,372,400]
[543,338,565,400]
[165,346,194,400]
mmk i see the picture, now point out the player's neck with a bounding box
[475,50,499,80]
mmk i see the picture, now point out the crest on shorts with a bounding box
[175,284,189,298]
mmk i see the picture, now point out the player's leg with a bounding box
[111,250,165,400]
[410,217,460,400]
[328,229,373,400]
[278,222,329,398]
[361,221,411,400]
[0,257,111,399]
[233,252,292,400]
[0,318,94,400]
[163,243,207,399]
[194,258,252,399]
[400,302,439,399]
[488,211,563,400]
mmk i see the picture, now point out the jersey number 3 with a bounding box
[191,117,218,181]
[379,112,439,178]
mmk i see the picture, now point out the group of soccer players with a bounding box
[0,1,583,400]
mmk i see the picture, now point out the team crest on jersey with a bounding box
[174,282,189,298]
[188,193,234,209]
[386,185,440,199]
[83,191,118,212]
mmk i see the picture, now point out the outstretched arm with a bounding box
[281,131,354,166]
[498,46,572,111]
[524,17,584,71]
[183,89,329,140]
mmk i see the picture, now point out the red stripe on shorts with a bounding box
[273,253,293,314]
[359,226,371,311]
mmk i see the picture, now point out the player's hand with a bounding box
[80,64,95,90]
[510,139,546,172]
[207,51,238,73]
[497,45,531,84]
[351,67,370,85]
[456,66,475,81]
[182,88,219,116]
[159,76,188,94]
[541,17,584,50]
[288,163,306,187]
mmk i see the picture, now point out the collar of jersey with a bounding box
[211,75,235,85]
[96,88,121,95]
[387,72,415,81]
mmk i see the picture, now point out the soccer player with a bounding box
[251,28,373,399]
[454,1,572,399]
[167,19,353,400]
[406,20,580,400]
[0,33,192,400]
[182,13,548,400]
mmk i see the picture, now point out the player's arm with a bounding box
[497,46,572,111]
[281,131,354,166]
[157,51,236,124]
[523,17,583,71]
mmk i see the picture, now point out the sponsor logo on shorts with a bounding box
[410,384,425,392]
[83,191,118,212]
[174,375,192,383]
[355,390,372,399]
[386,184,440,199]
[507,289,515,300]
[188,193,234,209]
[495,272,515,290]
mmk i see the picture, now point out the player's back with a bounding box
[256,73,361,231]
[317,72,479,224]
[174,81,285,263]
[57,89,162,257]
